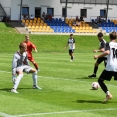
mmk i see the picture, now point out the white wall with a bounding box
[1,0,117,21]
[0,0,11,7]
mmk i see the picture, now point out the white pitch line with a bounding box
[0,112,14,117]
[0,70,117,87]
[14,108,117,117]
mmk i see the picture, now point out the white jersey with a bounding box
[68,38,75,50]
[105,41,117,72]
[12,51,29,74]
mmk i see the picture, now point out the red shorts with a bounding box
[28,53,34,62]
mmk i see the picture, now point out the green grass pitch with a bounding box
[0,22,117,117]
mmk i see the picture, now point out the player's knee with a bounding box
[95,63,99,66]
[98,78,103,84]
[33,71,37,75]
[32,61,36,64]
[18,74,23,78]
[15,74,23,83]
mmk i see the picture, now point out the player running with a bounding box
[64,34,75,62]
[88,32,107,78]
[94,32,117,102]
[24,35,39,71]
[11,42,42,93]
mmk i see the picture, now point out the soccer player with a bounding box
[11,42,42,93]
[64,34,75,62]
[88,32,107,78]
[24,35,39,71]
[94,32,117,102]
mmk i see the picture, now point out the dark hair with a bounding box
[109,31,117,40]
[70,34,73,36]
[97,32,103,38]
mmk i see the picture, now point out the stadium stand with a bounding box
[21,17,97,34]
[99,19,117,33]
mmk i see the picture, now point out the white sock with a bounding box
[13,74,23,90]
[106,91,110,95]
[32,71,37,86]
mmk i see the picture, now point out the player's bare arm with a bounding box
[34,48,38,52]
[94,50,110,59]
[64,43,68,49]
[93,48,105,53]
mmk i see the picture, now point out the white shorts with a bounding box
[16,65,33,74]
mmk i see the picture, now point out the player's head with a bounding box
[109,31,117,40]
[97,32,103,41]
[70,34,73,39]
[19,42,27,52]
[25,35,30,42]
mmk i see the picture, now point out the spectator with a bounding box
[24,15,29,20]
[72,19,76,26]
[42,12,46,20]
[76,16,80,21]
[73,21,80,27]
[45,13,49,21]
[48,14,52,21]
[95,16,104,24]
[80,16,84,21]
[72,16,80,27]
[95,16,99,24]
[30,15,34,20]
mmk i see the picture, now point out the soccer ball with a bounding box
[92,82,100,90]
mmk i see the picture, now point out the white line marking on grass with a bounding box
[0,70,117,87]
[14,108,117,116]
[0,112,14,117]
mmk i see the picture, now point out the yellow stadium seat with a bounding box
[22,20,25,23]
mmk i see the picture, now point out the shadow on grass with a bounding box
[76,99,115,104]
[76,77,97,79]
[4,22,13,28]
[0,87,32,92]
[76,99,102,103]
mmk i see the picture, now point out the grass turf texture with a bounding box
[0,22,117,117]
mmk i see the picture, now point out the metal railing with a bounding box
[90,16,117,22]
[60,0,117,5]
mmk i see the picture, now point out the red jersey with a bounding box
[24,41,36,54]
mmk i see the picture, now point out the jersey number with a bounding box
[112,48,117,58]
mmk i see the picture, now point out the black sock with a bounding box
[94,66,98,75]
[98,78,108,93]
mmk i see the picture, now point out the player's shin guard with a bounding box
[13,74,23,90]
[32,71,37,86]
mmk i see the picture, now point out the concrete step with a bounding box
[8,22,29,34]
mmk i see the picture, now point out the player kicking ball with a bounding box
[11,42,42,93]
[94,32,117,102]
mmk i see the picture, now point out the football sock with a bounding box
[98,78,108,94]
[94,66,98,75]
[32,71,37,86]
[106,91,110,95]
[71,56,73,60]
[13,74,23,90]
[33,63,38,70]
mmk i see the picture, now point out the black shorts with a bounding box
[69,49,74,53]
[99,70,117,81]
[96,57,107,65]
